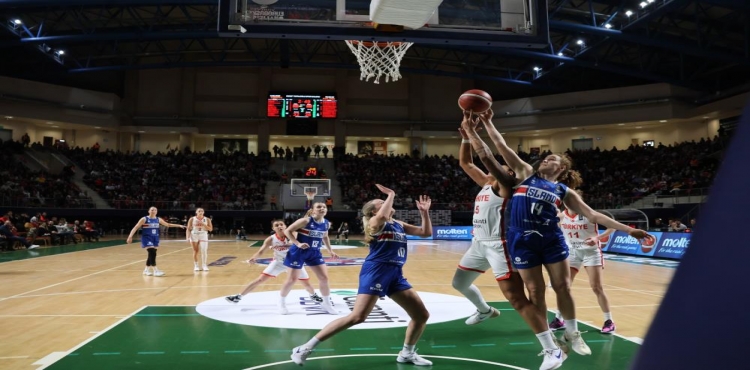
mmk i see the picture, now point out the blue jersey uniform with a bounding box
[283,217,329,269]
[358,221,412,297]
[506,174,569,268]
[141,216,160,248]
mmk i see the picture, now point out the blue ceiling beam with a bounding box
[0,31,218,47]
[66,60,548,89]
[0,0,214,7]
[550,20,750,65]
[464,46,705,90]
[622,0,691,30]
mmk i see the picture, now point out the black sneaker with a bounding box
[225,294,242,303]
[309,293,323,303]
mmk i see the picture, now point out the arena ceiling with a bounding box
[0,0,748,101]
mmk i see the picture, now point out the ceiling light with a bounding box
[625,10,633,16]
[13,19,22,25]
[137,130,145,133]
[384,137,390,139]
[659,120,667,122]
[604,23,612,29]
[56,50,65,55]
[635,126,642,129]
[46,121,53,124]
[210,134,216,137]
[640,2,648,7]
[618,123,625,126]
[576,39,584,45]
[557,52,564,56]
[94,126,101,129]
[533,66,541,71]
[5,116,13,119]
[647,0,655,3]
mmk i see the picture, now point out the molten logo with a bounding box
[614,235,640,244]
[661,238,690,248]
[437,229,468,235]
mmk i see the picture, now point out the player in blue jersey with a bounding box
[472,110,652,370]
[290,185,433,367]
[278,202,339,315]
[126,206,186,277]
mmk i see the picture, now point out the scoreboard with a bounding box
[267,93,337,119]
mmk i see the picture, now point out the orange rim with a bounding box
[348,40,403,47]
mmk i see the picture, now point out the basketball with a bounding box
[458,89,493,113]
[641,236,656,253]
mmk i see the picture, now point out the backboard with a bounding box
[218,0,549,49]
[290,178,331,197]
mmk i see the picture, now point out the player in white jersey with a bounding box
[225,219,323,305]
[550,191,616,333]
[454,113,543,337]
[186,208,213,271]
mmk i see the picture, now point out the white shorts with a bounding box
[189,231,208,242]
[569,247,604,270]
[458,239,514,281]
[262,260,310,279]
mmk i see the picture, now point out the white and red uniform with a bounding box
[458,184,513,280]
[560,210,603,270]
[262,234,310,279]
[189,216,209,242]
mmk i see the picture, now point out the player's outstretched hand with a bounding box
[126,237,133,244]
[584,236,599,246]
[329,251,339,259]
[297,243,310,250]
[375,184,395,196]
[476,108,494,124]
[415,195,432,212]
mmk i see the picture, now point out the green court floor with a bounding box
[47,302,638,370]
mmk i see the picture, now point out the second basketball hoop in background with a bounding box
[458,89,493,113]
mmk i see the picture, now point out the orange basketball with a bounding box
[599,234,610,243]
[458,89,492,113]
[641,236,655,253]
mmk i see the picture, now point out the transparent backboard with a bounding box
[290,179,331,197]
[219,0,549,48]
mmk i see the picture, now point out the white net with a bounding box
[345,40,414,84]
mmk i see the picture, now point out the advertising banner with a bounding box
[433,226,473,240]
[602,231,690,260]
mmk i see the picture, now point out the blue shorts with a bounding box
[357,261,412,297]
[141,235,160,248]
[506,228,568,269]
[283,246,326,269]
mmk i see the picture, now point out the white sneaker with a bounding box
[397,350,432,366]
[143,268,153,276]
[202,264,209,271]
[194,265,200,271]
[465,307,500,325]
[279,304,289,315]
[291,346,312,365]
[561,331,591,355]
[153,270,165,277]
[538,348,567,370]
[28,244,40,249]
[320,301,338,315]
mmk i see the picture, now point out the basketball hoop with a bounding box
[304,187,318,202]
[345,40,414,84]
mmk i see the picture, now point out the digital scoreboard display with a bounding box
[267,93,337,119]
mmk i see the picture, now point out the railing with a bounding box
[0,195,96,209]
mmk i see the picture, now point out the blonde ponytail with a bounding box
[361,200,378,244]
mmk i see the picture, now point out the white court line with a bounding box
[0,314,124,318]
[575,304,659,309]
[0,247,192,302]
[36,305,146,370]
